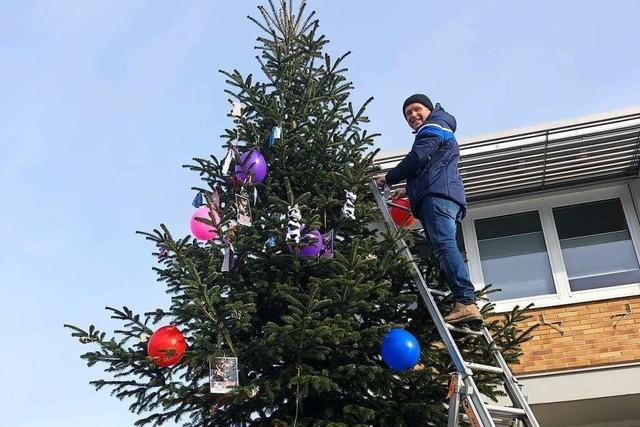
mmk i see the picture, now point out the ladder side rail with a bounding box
[481,329,541,427]
[447,376,462,427]
[462,392,493,427]
[462,376,499,427]
[448,373,497,427]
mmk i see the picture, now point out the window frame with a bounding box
[462,183,640,313]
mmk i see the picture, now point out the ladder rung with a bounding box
[467,362,505,374]
[386,201,412,212]
[460,413,516,426]
[428,287,449,298]
[412,228,426,236]
[485,404,526,417]
[445,323,484,336]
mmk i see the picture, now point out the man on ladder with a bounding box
[375,93,482,326]
[373,96,540,426]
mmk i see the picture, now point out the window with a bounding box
[553,199,640,291]
[475,211,555,301]
[463,185,640,312]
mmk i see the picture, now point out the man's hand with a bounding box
[391,187,407,199]
[374,176,386,187]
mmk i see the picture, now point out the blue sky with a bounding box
[1,1,639,425]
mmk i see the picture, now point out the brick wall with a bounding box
[510,295,640,375]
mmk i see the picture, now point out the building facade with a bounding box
[375,107,640,427]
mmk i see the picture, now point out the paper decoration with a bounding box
[221,147,234,175]
[230,101,242,118]
[210,357,239,394]
[192,192,204,208]
[230,102,242,141]
[221,240,235,272]
[321,229,334,258]
[212,186,221,211]
[268,126,281,147]
[210,402,220,415]
[157,246,168,260]
[286,205,302,244]
[265,236,277,248]
[247,386,259,398]
[139,332,151,343]
[262,235,277,253]
[235,194,252,226]
[342,190,357,219]
[231,174,242,190]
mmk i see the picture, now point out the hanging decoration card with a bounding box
[268,126,281,147]
[210,357,239,394]
[321,229,334,258]
[235,193,252,226]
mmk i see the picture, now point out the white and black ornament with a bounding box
[286,205,302,244]
[342,190,357,219]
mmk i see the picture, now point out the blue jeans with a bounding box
[420,196,476,303]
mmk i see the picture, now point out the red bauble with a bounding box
[390,197,416,227]
[147,325,187,367]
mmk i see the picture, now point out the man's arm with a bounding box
[385,133,441,186]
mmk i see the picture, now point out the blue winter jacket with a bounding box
[385,104,467,218]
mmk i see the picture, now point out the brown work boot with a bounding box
[443,302,483,325]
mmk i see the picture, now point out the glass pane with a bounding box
[476,211,556,301]
[553,199,640,291]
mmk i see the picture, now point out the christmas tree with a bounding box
[65,1,533,425]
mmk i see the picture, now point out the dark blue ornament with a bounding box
[192,192,204,208]
[381,328,421,371]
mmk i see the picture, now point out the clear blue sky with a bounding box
[1,1,639,425]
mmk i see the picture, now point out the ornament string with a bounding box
[293,365,301,427]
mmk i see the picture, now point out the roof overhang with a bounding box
[375,107,640,204]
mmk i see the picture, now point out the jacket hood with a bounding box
[425,103,457,133]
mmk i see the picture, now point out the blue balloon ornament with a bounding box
[381,328,421,371]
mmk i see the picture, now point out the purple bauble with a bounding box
[289,229,323,257]
[234,150,267,184]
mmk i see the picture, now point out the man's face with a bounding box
[404,103,431,130]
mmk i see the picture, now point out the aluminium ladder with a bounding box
[370,181,541,427]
